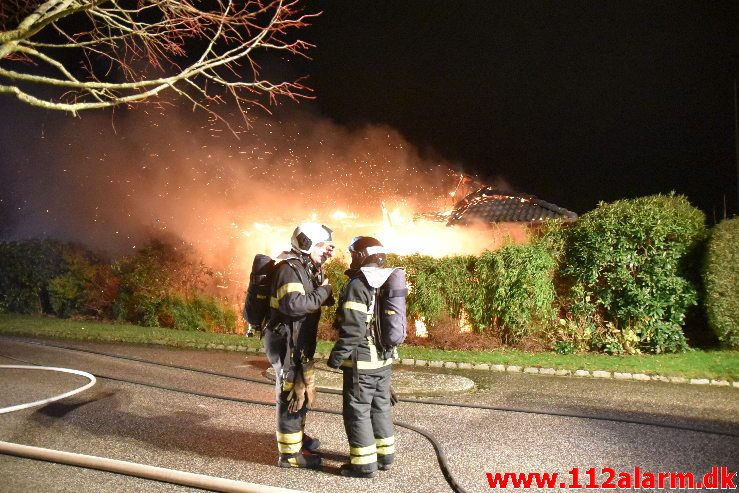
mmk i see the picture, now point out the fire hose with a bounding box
[0,441,307,493]
[0,365,96,414]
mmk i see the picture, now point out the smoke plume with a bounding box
[0,103,513,302]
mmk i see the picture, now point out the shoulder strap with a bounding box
[369,286,386,353]
[282,258,312,293]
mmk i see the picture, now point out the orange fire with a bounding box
[232,199,512,269]
[208,172,533,335]
[204,172,535,318]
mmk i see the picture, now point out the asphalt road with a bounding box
[0,336,737,493]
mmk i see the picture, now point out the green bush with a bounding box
[47,247,117,318]
[561,193,706,353]
[470,244,556,343]
[113,238,212,326]
[388,254,475,325]
[0,240,69,314]
[48,270,87,318]
[531,219,571,264]
[0,240,118,318]
[0,236,235,333]
[386,247,555,345]
[703,217,739,348]
[158,295,237,332]
[320,257,351,328]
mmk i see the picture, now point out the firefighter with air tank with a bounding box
[328,236,407,478]
[258,222,335,469]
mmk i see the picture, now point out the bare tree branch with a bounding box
[0,0,317,121]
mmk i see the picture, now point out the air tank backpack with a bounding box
[361,267,408,353]
[243,253,311,336]
[243,254,277,335]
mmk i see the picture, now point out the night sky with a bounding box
[1,0,738,246]
[302,1,739,217]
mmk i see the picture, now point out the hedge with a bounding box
[471,244,556,343]
[0,238,236,333]
[0,240,66,314]
[559,193,706,354]
[703,217,739,348]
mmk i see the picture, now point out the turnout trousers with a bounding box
[341,365,396,473]
[264,325,307,460]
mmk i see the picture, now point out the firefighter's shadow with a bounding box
[32,392,279,466]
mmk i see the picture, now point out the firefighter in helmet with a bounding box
[264,222,335,469]
[328,236,397,478]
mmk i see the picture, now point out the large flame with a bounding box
[175,166,532,310]
[227,190,528,289]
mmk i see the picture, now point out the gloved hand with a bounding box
[303,360,317,408]
[390,386,399,406]
[287,369,307,413]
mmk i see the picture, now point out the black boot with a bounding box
[278,453,321,469]
[339,463,376,478]
[302,433,321,452]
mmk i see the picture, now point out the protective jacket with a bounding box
[328,268,395,372]
[328,266,396,473]
[267,253,332,366]
[263,251,332,461]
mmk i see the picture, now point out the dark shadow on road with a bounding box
[246,359,271,371]
[317,449,349,463]
[36,391,118,418]
[416,395,739,438]
[535,403,739,437]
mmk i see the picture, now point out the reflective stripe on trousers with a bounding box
[341,365,395,473]
[264,327,306,458]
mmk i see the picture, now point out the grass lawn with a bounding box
[1,314,737,381]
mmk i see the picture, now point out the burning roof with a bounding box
[446,187,578,225]
[414,174,577,226]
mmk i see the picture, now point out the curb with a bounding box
[389,357,738,389]
[154,342,739,389]
[234,347,736,389]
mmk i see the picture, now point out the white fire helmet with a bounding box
[291,223,334,254]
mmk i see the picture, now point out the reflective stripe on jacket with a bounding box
[328,271,393,372]
[268,259,331,323]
